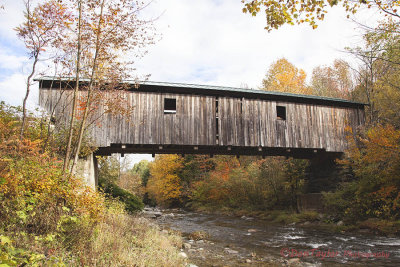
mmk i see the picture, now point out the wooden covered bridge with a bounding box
[38,77,365,160]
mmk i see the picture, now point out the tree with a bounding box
[311,59,354,99]
[284,159,307,213]
[349,21,400,125]
[262,58,312,94]
[131,160,151,186]
[15,0,71,138]
[241,0,400,31]
[146,155,184,207]
[63,0,83,173]
[56,0,156,174]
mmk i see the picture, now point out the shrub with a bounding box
[99,177,144,213]
[325,125,400,222]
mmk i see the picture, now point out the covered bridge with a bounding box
[38,78,365,159]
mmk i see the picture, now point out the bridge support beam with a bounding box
[306,152,342,193]
[74,153,98,190]
[298,153,343,212]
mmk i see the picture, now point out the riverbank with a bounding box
[189,206,400,237]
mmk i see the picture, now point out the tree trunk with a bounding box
[20,52,38,138]
[63,0,82,174]
[71,0,105,175]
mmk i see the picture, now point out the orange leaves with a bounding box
[368,186,400,218]
[0,142,105,223]
[366,124,400,150]
[339,124,400,219]
[16,0,72,53]
[212,156,240,182]
[359,124,400,165]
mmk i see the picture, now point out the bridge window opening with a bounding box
[164,98,176,114]
[276,105,286,120]
[216,117,219,144]
[216,97,219,144]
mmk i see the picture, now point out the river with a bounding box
[144,208,400,267]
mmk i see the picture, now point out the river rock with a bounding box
[186,264,198,267]
[183,243,192,249]
[245,259,252,263]
[197,240,204,244]
[248,229,258,233]
[188,249,196,253]
[337,220,344,226]
[241,215,254,220]
[143,211,163,218]
[161,229,168,234]
[225,248,239,254]
[179,252,188,258]
[288,258,300,264]
[303,221,311,226]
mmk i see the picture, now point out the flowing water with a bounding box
[148,209,400,267]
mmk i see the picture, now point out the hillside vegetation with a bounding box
[0,103,185,266]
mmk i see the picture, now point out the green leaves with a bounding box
[0,235,46,267]
[242,0,400,31]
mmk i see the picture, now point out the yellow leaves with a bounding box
[262,58,313,95]
[146,155,184,206]
[243,0,400,31]
[341,123,400,206]
[361,124,400,165]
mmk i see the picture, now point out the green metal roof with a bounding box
[138,80,365,106]
[36,76,366,107]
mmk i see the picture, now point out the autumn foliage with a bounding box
[144,154,305,212]
[146,155,184,207]
[262,58,312,95]
[326,124,400,221]
[0,102,106,264]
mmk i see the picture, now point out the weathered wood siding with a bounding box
[39,88,364,152]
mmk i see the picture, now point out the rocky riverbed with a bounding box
[142,208,400,267]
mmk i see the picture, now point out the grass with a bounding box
[84,201,185,266]
[1,200,186,267]
[357,218,400,236]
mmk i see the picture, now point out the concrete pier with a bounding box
[74,153,98,190]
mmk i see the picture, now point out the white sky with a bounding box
[0,0,379,165]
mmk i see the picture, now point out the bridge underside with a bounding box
[95,144,342,159]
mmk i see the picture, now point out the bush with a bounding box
[99,177,144,213]
[325,125,400,222]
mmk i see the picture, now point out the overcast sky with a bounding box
[0,0,378,164]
